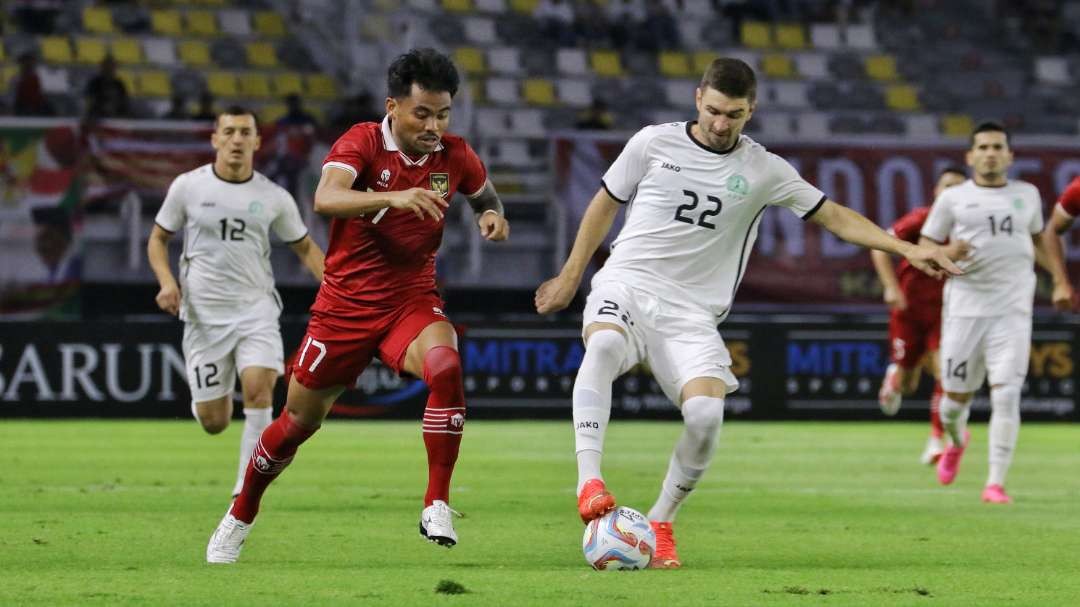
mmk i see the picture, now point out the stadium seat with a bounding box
[556,49,588,76]
[151,10,183,36]
[758,113,793,139]
[1035,57,1070,85]
[245,42,278,68]
[941,113,973,138]
[658,51,692,78]
[305,74,337,99]
[677,21,704,50]
[40,37,73,64]
[253,12,286,37]
[903,113,939,137]
[865,55,899,81]
[508,0,539,13]
[740,22,772,48]
[239,73,272,98]
[178,41,212,67]
[361,16,390,41]
[443,0,473,11]
[691,51,717,75]
[115,69,136,96]
[468,79,485,103]
[762,54,795,78]
[486,78,520,104]
[39,66,71,94]
[509,108,544,136]
[111,38,144,65]
[207,71,238,97]
[409,0,439,9]
[523,78,555,106]
[885,84,920,111]
[846,24,877,49]
[454,47,486,75]
[474,0,507,11]
[0,65,14,91]
[664,79,696,109]
[463,17,497,44]
[83,7,115,34]
[796,111,829,138]
[490,139,532,167]
[556,79,591,106]
[137,70,172,97]
[487,47,523,75]
[186,11,218,36]
[775,23,806,49]
[219,10,251,36]
[76,38,108,65]
[259,103,288,123]
[772,81,809,108]
[272,72,304,96]
[589,50,623,78]
[810,24,840,49]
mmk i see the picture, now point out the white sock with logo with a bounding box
[648,396,724,522]
[939,395,970,447]
[987,384,1021,487]
[573,330,627,495]
[234,407,272,497]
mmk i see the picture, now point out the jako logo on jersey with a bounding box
[248,200,264,215]
[377,168,391,187]
[200,201,216,207]
[726,174,750,195]
[430,173,450,198]
[433,306,446,317]
[661,162,681,172]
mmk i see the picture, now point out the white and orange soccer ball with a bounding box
[582,507,656,570]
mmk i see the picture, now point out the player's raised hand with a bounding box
[478,211,510,241]
[535,274,579,314]
[155,282,180,316]
[1051,281,1074,311]
[882,285,908,311]
[906,244,963,280]
[389,187,449,221]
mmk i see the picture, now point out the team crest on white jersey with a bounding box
[248,200,263,214]
[726,174,750,196]
[377,168,391,187]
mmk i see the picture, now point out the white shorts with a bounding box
[182,314,284,404]
[939,314,1031,393]
[583,281,738,405]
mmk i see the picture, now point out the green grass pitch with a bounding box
[2,419,1079,606]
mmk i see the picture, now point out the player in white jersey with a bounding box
[147,107,325,497]
[535,58,961,568]
[919,122,1071,504]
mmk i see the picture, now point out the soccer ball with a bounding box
[582,507,656,570]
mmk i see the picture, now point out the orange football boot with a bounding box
[577,478,616,524]
[649,521,682,569]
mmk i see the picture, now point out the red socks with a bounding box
[421,346,465,507]
[930,381,944,439]
[230,411,318,523]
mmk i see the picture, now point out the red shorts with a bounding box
[888,303,941,368]
[292,293,448,390]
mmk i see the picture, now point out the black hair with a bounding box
[387,48,460,99]
[939,165,967,178]
[701,57,757,103]
[216,105,258,129]
[970,121,1009,147]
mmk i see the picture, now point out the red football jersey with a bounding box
[891,206,944,308]
[313,117,487,312]
[1057,176,1080,217]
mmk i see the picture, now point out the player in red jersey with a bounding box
[1041,175,1080,308]
[872,167,966,465]
[206,48,510,563]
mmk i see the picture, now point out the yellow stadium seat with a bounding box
[239,73,272,98]
[260,103,288,123]
[469,79,485,104]
[509,0,540,13]
[151,10,183,36]
[775,23,806,49]
[523,78,555,106]
[253,12,286,36]
[942,114,973,138]
[76,38,108,65]
[40,37,73,64]
[761,54,794,78]
[306,74,337,99]
[178,40,211,66]
[658,51,692,78]
[186,11,218,36]
[362,16,389,40]
[111,38,143,64]
[740,21,772,48]
[116,69,136,94]
[589,50,622,77]
[885,84,920,111]
[442,0,472,11]
[0,45,5,62]
[83,7,114,34]
[453,47,485,75]
[865,54,898,81]
[692,51,717,75]
[137,71,172,97]
[272,72,304,96]
[245,42,278,68]
[207,71,238,97]
[1,66,18,91]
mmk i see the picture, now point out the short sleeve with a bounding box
[322,126,373,184]
[1057,177,1080,218]
[764,153,826,220]
[154,174,186,232]
[601,128,652,203]
[270,189,308,244]
[459,141,488,197]
[1028,188,1044,234]
[920,192,954,243]
[891,208,927,244]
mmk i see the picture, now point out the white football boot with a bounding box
[919,434,945,466]
[877,363,902,416]
[419,500,460,547]
[206,512,252,563]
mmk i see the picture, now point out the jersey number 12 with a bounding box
[219,218,246,241]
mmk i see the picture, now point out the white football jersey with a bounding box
[595,122,825,320]
[921,179,1043,317]
[155,165,308,324]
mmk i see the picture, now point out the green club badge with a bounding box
[248,200,264,215]
[726,174,749,196]
[1013,198,1024,210]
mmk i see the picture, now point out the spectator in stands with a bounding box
[13,52,51,116]
[192,91,216,121]
[83,56,130,119]
[31,206,78,284]
[534,0,577,46]
[607,0,645,47]
[575,98,613,130]
[575,1,611,47]
[270,93,319,197]
[636,0,681,50]
[328,89,381,133]
[162,94,190,120]
[13,0,61,35]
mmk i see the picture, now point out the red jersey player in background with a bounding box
[872,167,967,465]
[206,48,511,563]
[1041,175,1080,307]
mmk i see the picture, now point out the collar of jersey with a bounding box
[381,115,443,167]
[685,121,740,155]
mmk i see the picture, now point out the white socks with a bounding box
[987,384,1021,487]
[648,395,724,523]
[234,407,272,496]
[573,330,627,494]
[939,395,970,447]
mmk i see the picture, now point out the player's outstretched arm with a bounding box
[314,166,448,220]
[146,224,180,316]
[288,235,326,283]
[869,248,906,310]
[467,180,510,241]
[810,199,962,280]
[535,187,621,314]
